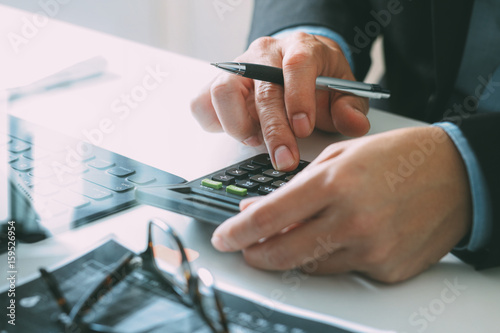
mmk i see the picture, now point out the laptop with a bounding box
[0,86,186,250]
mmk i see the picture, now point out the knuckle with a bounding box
[255,81,282,104]
[283,34,332,71]
[261,120,290,144]
[226,124,253,141]
[283,49,314,69]
[249,36,277,52]
[210,79,235,99]
[289,31,312,41]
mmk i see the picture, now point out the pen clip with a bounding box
[327,85,391,99]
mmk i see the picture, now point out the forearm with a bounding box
[439,113,500,269]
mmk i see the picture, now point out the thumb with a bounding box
[330,94,370,137]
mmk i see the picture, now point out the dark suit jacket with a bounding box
[248,0,500,269]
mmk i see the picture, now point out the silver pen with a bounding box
[211,62,391,99]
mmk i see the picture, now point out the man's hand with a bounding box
[191,32,369,171]
[210,127,472,283]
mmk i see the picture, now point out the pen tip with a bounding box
[210,62,218,67]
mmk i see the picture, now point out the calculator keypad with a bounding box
[198,154,309,199]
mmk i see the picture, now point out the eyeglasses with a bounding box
[39,218,229,333]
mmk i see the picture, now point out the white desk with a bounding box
[1,5,499,333]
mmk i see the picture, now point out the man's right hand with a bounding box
[191,32,370,171]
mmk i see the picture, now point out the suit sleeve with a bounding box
[248,0,376,81]
[446,113,500,270]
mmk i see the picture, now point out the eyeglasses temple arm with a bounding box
[69,252,139,322]
[39,268,72,315]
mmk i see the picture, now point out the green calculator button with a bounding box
[226,185,248,196]
[201,178,223,190]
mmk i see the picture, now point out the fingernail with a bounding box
[243,135,261,147]
[211,235,232,252]
[274,145,295,170]
[292,113,310,136]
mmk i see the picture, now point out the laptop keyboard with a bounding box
[1,116,186,243]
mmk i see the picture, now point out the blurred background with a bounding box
[0,0,382,81]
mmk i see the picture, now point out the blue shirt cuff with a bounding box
[271,26,355,73]
[433,122,493,252]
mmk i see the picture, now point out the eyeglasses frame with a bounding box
[39,218,228,333]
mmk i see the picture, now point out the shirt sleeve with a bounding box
[271,25,355,73]
[433,122,493,252]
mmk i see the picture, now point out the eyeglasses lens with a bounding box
[150,223,189,296]
[197,268,227,332]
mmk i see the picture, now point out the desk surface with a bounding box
[1,5,499,333]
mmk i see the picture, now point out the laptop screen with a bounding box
[0,91,9,224]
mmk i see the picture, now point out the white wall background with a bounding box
[0,0,254,61]
[1,0,382,79]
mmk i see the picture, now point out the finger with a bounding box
[280,34,319,138]
[190,81,223,133]
[329,94,370,137]
[254,79,300,170]
[210,73,262,146]
[242,220,345,271]
[211,169,331,252]
[239,196,262,211]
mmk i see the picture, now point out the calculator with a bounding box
[136,154,310,225]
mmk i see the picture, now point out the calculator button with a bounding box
[263,169,286,179]
[251,154,273,167]
[236,179,260,191]
[239,163,262,173]
[250,175,273,185]
[258,185,276,195]
[225,168,248,179]
[272,180,287,188]
[212,174,235,186]
[273,323,288,332]
[226,185,248,196]
[285,175,295,182]
[201,178,223,190]
[297,160,309,170]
